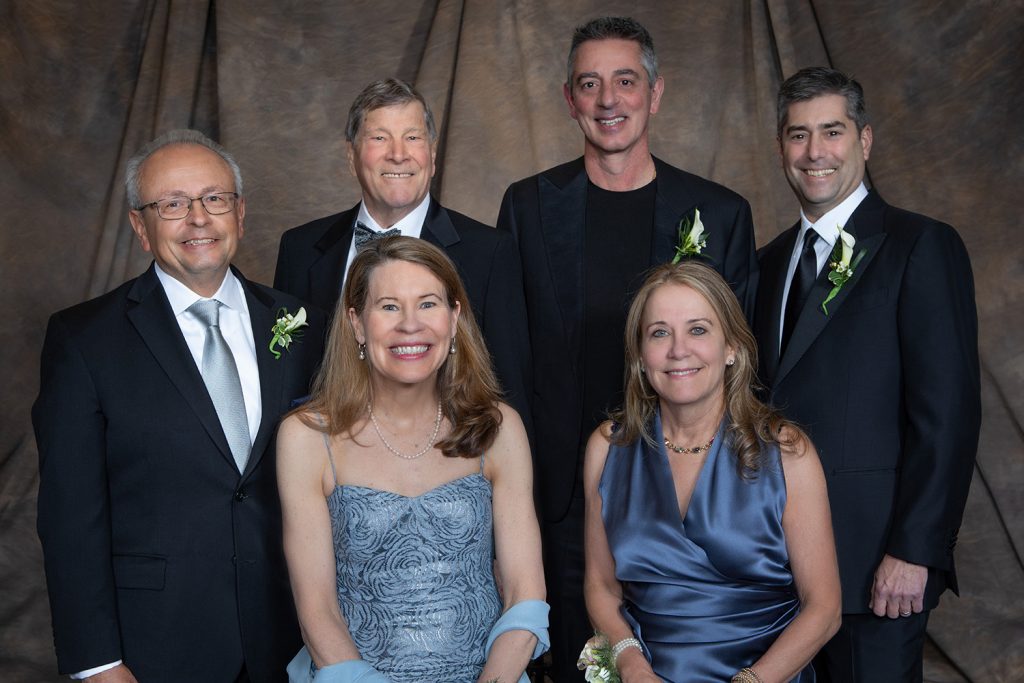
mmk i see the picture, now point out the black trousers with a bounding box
[543,491,590,682]
[815,611,930,683]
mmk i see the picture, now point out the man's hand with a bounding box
[85,664,138,682]
[869,553,927,618]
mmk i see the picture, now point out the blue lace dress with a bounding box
[323,438,501,683]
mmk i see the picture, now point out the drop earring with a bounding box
[358,343,366,360]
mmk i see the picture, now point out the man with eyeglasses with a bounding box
[33,129,324,682]
[274,78,532,431]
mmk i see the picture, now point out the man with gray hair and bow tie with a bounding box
[34,129,325,681]
[274,77,531,429]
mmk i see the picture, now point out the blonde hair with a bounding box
[297,236,502,457]
[611,261,800,473]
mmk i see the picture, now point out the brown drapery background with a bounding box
[2,1,1021,680]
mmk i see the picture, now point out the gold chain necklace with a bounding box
[664,433,715,455]
[368,402,443,460]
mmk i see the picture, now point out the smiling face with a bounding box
[348,259,460,389]
[128,144,244,297]
[347,101,437,228]
[564,38,664,160]
[640,283,735,415]
[780,93,873,223]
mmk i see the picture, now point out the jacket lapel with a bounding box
[241,272,286,480]
[755,226,799,385]
[538,160,588,375]
[651,157,700,264]
[775,192,888,386]
[126,266,237,471]
[308,206,358,312]
[420,197,460,249]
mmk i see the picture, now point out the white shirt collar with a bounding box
[799,182,869,248]
[153,263,247,315]
[356,194,431,238]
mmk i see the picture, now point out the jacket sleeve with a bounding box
[886,223,980,576]
[481,224,534,443]
[719,196,759,324]
[33,314,123,673]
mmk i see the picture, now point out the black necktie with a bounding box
[781,229,819,354]
[353,221,401,250]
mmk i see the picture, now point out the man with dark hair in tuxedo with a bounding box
[753,67,980,682]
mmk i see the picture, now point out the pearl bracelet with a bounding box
[611,637,642,664]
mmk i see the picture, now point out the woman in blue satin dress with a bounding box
[278,237,548,682]
[583,262,840,683]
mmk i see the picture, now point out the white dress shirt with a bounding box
[71,265,262,680]
[342,194,431,286]
[777,183,870,349]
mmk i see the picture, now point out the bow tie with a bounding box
[353,222,401,250]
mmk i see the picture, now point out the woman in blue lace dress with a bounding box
[583,262,840,683]
[278,237,547,683]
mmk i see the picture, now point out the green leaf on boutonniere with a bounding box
[821,225,866,314]
[671,208,707,264]
[269,306,308,359]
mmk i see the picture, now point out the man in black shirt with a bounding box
[497,16,757,681]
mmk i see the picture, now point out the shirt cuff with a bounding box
[71,660,121,679]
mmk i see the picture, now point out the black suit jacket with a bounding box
[497,156,758,521]
[273,197,532,429]
[753,190,980,613]
[33,265,324,681]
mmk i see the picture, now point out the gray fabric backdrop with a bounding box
[2,1,1021,680]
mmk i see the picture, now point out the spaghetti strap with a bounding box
[316,416,339,489]
[479,453,486,474]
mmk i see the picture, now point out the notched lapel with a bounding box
[309,212,355,312]
[126,270,237,471]
[421,199,460,249]
[245,282,286,480]
[775,230,887,385]
[755,229,799,384]
[539,170,588,368]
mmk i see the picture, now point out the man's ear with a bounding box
[860,124,873,161]
[563,82,579,121]
[128,210,152,253]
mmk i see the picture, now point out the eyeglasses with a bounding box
[137,192,239,220]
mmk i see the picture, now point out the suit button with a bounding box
[234,490,248,502]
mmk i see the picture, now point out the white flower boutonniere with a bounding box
[577,633,621,683]
[822,225,867,314]
[269,307,308,359]
[671,208,707,264]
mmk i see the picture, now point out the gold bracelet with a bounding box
[731,667,764,683]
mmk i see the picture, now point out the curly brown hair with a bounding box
[296,236,502,458]
[610,261,801,474]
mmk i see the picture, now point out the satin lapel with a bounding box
[309,209,357,312]
[538,168,588,371]
[243,276,286,480]
[126,266,236,470]
[755,227,799,385]
[775,200,887,386]
[420,198,460,249]
[651,160,699,264]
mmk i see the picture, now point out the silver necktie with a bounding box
[189,299,251,473]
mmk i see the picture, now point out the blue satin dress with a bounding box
[600,413,814,682]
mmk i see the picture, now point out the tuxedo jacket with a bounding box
[273,197,532,430]
[753,190,980,614]
[33,265,324,682]
[497,156,758,521]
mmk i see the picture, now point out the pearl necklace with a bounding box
[664,433,716,455]
[368,402,443,460]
